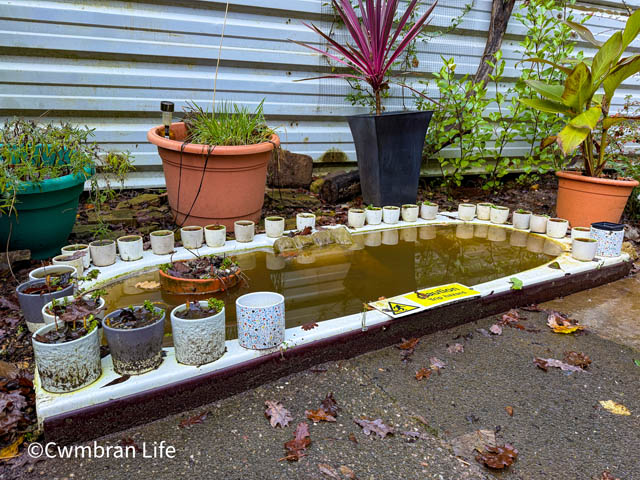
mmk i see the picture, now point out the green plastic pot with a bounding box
[0,147,92,259]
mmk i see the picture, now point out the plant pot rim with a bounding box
[90,239,115,246]
[17,279,70,296]
[103,308,165,332]
[147,123,280,156]
[118,235,142,241]
[574,237,597,242]
[12,167,93,196]
[514,210,532,214]
[383,206,400,210]
[44,295,105,316]
[151,230,173,236]
[265,216,285,221]
[62,244,89,250]
[205,224,226,230]
[556,170,639,187]
[402,204,418,208]
[171,301,225,322]
[348,109,434,120]
[236,291,284,309]
[158,263,241,284]
[32,321,99,346]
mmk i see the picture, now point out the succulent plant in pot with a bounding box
[171,298,226,366]
[518,10,640,227]
[294,0,437,206]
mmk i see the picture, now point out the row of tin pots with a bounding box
[32,290,286,394]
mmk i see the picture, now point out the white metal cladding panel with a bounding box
[0,0,639,184]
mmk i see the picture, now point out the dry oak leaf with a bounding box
[321,392,340,417]
[339,465,356,479]
[281,422,311,461]
[354,418,394,438]
[533,357,587,373]
[397,338,420,350]
[135,280,160,290]
[415,368,432,381]
[301,322,319,331]
[475,444,518,469]
[600,471,621,480]
[306,408,337,423]
[447,343,464,354]
[179,411,208,428]
[547,312,584,334]
[599,400,631,416]
[564,351,592,369]
[429,357,447,371]
[265,400,293,428]
[318,463,340,479]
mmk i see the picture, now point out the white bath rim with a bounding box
[35,213,630,428]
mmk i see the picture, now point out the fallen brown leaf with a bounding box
[321,392,340,417]
[265,400,293,428]
[547,311,584,334]
[475,444,518,469]
[600,471,620,480]
[354,418,394,438]
[339,465,356,479]
[306,408,337,423]
[397,338,420,350]
[564,351,592,369]
[348,432,358,444]
[135,280,160,290]
[301,322,318,331]
[533,357,587,373]
[505,406,514,417]
[447,343,464,354]
[489,324,502,336]
[415,368,432,381]
[318,463,340,479]
[179,411,208,428]
[281,422,311,461]
[429,357,446,371]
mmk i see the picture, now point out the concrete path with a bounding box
[17,278,640,480]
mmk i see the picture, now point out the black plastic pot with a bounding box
[348,110,433,206]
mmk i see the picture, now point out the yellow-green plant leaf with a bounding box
[562,63,592,111]
[519,57,573,74]
[541,136,557,149]
[564,20,603,47]
[592,32,622,83]
[622,9,640,51]
[519,98,572,115]
[525,80,564,102]
[602,116,636,130]
[557,124,590,155]
[568,107,601,130]
[604,55,640,100]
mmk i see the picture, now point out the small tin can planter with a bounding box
[458,203,476,221]
[490,206,509,224]
[171,301,226,366]
[365,207,382,225]
[32,323,101,393]
[348,209,366,228]
[89,240,117,267]
[103,308,166,375]
[265,217,285,238]
[205,224,226,247]
[52,254,84,277]
[571,226,591,241]
[382,206,400,224]
[512,210,532,230]
[546,218,569,238]
[420,202,438,220]
[236,292,285,350]
[61,244,90,269]
[29,264,77,282]
[591,222,624,257]
[17,279,75,333]
[296,213,316,231]
[150,230,175,255]
[530,214,549,234]
[476,203,493,221]
[234,221,255,243]
[117,235,144,261]
[572,237,598,261]
[401,204,419,222]
[181,226,204,249]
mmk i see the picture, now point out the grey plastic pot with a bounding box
[103,308,165,375]
[170,302,226,366]
[32,322,101,393]
[17,279,75,333]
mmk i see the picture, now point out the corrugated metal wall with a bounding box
[0,0,638,187]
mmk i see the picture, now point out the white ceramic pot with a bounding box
[29,265,77,282]
[420,202,438,220]
[181,226,204,249]
[401,204,419,222]
[205,225,226,247]
[546,218,569,238]
[364,232,382,247]
[512,211,532,230]
[381,229,398,245]
[89,240,117,267]
[365,208,383,225]
[382,206,400,224]
[42,295,106,326]
[456,224,474,239]
[234,221,255,243]
[236,292,285,350]
[171,301,226,366]
[117,235,143,261]
[458,204,476,221]
[265,217,285,238]
[150,230,174,255]
[296,213,316,231]
[476,203,493,221]
[348,209,366,228]
[61,244,90,269]
[490,206,509,224]
[52,254,84,276]
[32,322,101,393]
[571,227,591,240]
[419,226,436,240]
[488,226,507,242]
[530,214,548,234]
[571,237,598,261]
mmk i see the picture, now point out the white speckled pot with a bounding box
[571,227,591,240]
[32,322,101,393]
[234,221,255,243]
[365,208,382,225]
[296,213,316,231]
[171,302,226,366]
[458,203,476,221]
[42,295,106,326]
[512,211,532,230]
[382,206,400,224]
[265,217,285,238]
[348,209,366,228]
[89,240,117,267]
[476,203,493,221]
[180,226,204,249]
[52,254,84,276]
[204,225,226,247]
[117,235,143,261]
[591,223,624,257]
[150,230,175,255]
[490,206,510,224]
[61,244,90,269]
[401,204,419,222]
[29,264,77,282]
[420,202,438,220]
[529,214,549,234]
[546,218,569,238]
[236,292,285,350]
[572,237,598,261]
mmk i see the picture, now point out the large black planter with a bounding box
[348,110,433,206]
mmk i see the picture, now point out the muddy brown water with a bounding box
[104,225,561,343]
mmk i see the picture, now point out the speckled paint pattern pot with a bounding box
[32,323,101,393]
[591,222,624,257]
[171,302,226,366]
[236,292,285,350]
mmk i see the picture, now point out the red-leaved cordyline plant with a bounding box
[293,0,437,115]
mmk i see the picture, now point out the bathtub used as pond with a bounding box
[35,214,631,443]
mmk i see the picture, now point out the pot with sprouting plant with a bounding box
[52,253,84,276]
[420,201,438,220]
[29,264,76,282]
[17,272,75,333]
[401,204,419,222]
[365,205,382,225]
[150,230,175,255]
[61,244,90,269]
[476,203,493,221]
[518,10,640,227]
[512,209,532,230]
[103,300,166,375]
[383,206,400,224]
[148,101,279,231]
[348,209,366,228]
[41,289,106,327]
[170,298,226,366]
[293,0,437,206]
[159,255,242,296]
[490,205,509,225]
[530,213,549,233]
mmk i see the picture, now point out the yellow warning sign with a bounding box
[404,283,479,308]
[388,302,419,315]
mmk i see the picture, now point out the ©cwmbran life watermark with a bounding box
[27,441,176,459]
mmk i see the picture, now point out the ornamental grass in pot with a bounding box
[519,11,640,227]
[147,101,279,231]
[103,301,165,375]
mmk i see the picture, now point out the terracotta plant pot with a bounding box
[147,123,279,232]
[158,261,241,296]
[556,171,639,227]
